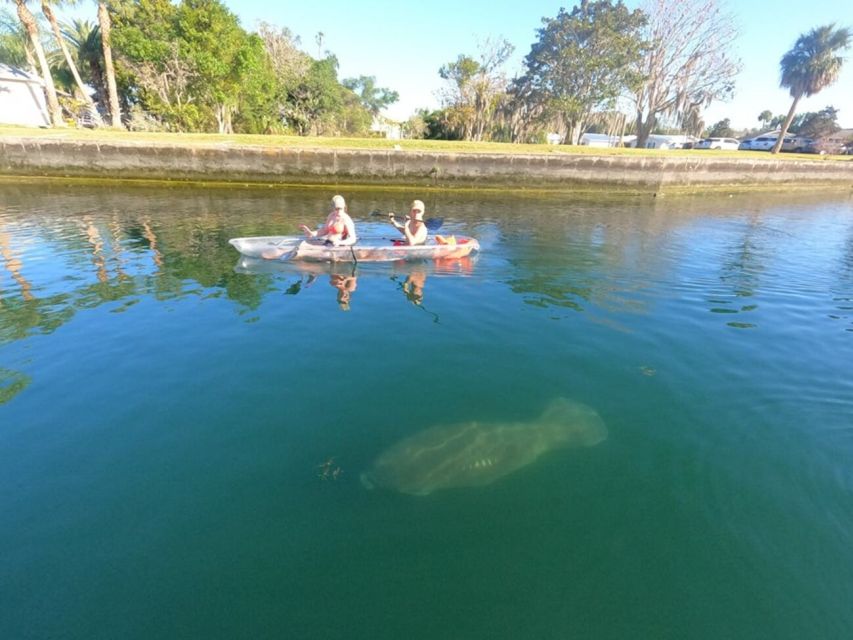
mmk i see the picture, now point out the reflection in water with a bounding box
[235,254,469,318]
[329,273,358,310]
[0,367,31,405]
[361,397,607,496]
[0,228,33,302]
[833,227,853,332]
[2,182,852,391]
[402,269,425,305]
[709,214,770,329]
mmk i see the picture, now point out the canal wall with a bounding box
[1,136,851,192]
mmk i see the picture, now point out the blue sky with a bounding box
[66,0,853,129]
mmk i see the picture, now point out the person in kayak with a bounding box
[388,200,428,245]
[301,195,357,246]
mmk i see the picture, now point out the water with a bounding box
[1,182,852,639]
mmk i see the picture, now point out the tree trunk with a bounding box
[42,2,102,126]
[98,1,123,128]
[770,94,801,155]
[15,0,64,127]
[635,110,656,149]
[24,40,37,74]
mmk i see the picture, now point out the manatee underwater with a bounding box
[360,397,607,496]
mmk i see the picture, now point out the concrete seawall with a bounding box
[1,136,851,191]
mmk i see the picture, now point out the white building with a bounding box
[580,133,637,148]
[0,64,50,128]
[370,116,402,140]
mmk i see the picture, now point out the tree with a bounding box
[60,18,104,104]
[706,118,733,137]
[41,0,101,123]
[97,0,122,126]
[402,112,426,139]
[796,106,840,138]
[438,37,514,141]
[110,0,277,133]
[680,103,704,137]
[770,24,851,154]
[173,0,263,134]
[11,0,64,126]
[633,0,741,148]
[758,109,773,129]
[257,21,307,85]
[517,1,647,145]
[1,6,36,69]
[283,56,345,135]
[769,113,786,129]
[342,75,398,117]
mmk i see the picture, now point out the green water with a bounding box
[1,183,852,639]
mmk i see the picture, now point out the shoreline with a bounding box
[2,134,851,194]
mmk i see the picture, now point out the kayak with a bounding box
[229,235,480,262]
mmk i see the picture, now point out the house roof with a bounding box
[0,63,43,85]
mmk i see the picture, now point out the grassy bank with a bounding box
[2,125,850,161]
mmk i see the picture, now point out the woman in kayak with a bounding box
[301,195,357,246]
[388,200,428,245]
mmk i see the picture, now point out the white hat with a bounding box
[411,200,425,220]
[331,195,346,209]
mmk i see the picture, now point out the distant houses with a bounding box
[0,64,50,128]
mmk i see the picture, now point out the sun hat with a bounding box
[411,199,425,220]
[331,195,346,209]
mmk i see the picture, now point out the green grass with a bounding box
[2,125,850,161]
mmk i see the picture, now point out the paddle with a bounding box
[370,209,443,231]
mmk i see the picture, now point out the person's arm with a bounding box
[301,213,334,239]
[388,213,405,233]
[300,224,319,238]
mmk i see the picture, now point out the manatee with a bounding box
[360,397,606,496]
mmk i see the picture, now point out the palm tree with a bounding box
[41,0,101,123]
[96,0,121,127]
[61,18,102,96]
[758,109,773,129]
[11,0,64,126]
[1,7,36,69]
[771,24,851,154]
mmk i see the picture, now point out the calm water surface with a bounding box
[1,183,852,639]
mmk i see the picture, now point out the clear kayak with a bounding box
[228,236,480,262]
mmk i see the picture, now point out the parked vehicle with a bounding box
[696,137,741,150]
[780,137,813,152]
[740,135,778,151]
[802,137,850,155]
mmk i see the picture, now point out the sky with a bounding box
[65,0,853,129]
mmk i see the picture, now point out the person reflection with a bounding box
[402,268,426,306]
[329,273,358,311]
